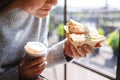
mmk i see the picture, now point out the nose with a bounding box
[48,0,58,6]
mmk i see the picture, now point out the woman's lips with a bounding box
[40,8,51,11]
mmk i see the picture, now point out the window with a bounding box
[65,0,119,80]
[42,0,120,80]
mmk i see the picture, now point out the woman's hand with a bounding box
[64,39,93,58]
[18,55,47,80]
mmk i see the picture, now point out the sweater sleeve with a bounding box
[46,39,73,67]
[40,17,73,67]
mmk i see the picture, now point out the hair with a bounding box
[0,0,18,12]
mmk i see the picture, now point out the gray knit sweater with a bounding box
[0,8,67,80]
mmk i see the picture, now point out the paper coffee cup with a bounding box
[24,42,47,57]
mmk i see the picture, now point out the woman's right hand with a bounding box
[18,55,47,80]
[64,39,93,58]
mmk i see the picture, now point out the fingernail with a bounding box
[44,61,47,65]
[39,61,47,67]
[43,57,46,60]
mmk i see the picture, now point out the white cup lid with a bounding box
[24,42,47,57]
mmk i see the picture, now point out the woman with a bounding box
[0,0,92,80]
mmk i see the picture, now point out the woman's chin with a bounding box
[35,12,49,18]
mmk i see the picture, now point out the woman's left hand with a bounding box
[64,39,93,58]
[18,55,47,80]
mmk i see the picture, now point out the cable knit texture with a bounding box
[0,8,67,80]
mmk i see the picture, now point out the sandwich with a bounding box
[64,19,106,50]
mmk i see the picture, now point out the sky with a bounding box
[57,0,120,10]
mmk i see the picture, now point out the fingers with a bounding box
[64,40,88,58]
[64,39,93,58]
[69,44,93,58]
[20,56,46,68]
[82,44,93,54]
[26,57,45,68]
[27,61,46,78]
[77,46,87,57]
[31,61,47,76]
[33,61,47,74]
[19,55,35,66]
[70,45,81,58]
[31,61,47,78]
[18,57,47,79]
[76,44,93,57]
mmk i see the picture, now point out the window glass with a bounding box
[65,0,119,79]
[47,0,119,79]
[48,1,65,46]
[42,1,65,80]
